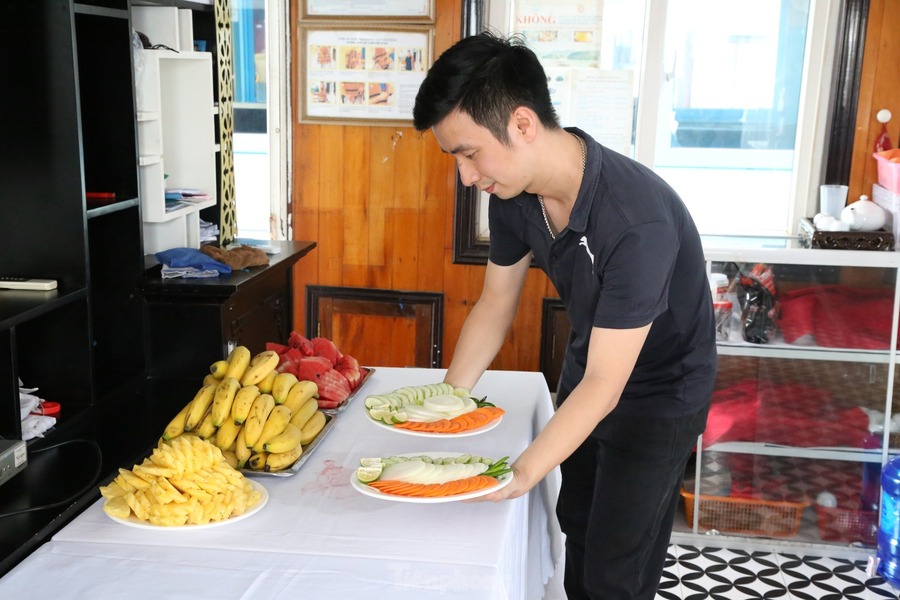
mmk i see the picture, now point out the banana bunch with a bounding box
[161,346,328,473]
[99,435,262,526]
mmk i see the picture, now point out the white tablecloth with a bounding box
[0,368,563,599]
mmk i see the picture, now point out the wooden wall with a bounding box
[290,0,898,371]
[289,0,557,370]
[849,0,900,203]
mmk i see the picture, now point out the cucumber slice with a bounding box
[364,395,383,409]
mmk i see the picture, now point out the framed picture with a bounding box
[299,23,433,126]
[301,0,435,23]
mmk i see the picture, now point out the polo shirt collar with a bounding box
[565,127,599,235]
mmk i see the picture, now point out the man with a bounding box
[413,32,717,600]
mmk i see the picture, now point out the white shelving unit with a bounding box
[680,235,900,550]
[135,48,217,254]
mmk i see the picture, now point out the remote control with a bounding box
[0,277,58,291]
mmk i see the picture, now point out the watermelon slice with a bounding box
[311,337,341,365]
[335,354,362,388]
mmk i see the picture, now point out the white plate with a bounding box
[104,479,268,530]
[366,413,503,438]
[350,452,513,503]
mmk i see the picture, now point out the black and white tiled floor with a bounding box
[656,545,899,599]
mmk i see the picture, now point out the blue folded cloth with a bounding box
[155,247,232,277]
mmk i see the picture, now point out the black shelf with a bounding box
[0,0,147,569]
[0,288,88,330]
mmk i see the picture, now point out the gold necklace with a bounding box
[539,133,586,240]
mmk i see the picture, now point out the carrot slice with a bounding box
[371,475,501,497]
[455,413,477,430]
[389,405,505,434]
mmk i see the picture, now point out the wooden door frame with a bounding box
[306,286,444,368]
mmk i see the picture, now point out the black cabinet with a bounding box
[142,240,316,379]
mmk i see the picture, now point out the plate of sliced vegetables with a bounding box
[351,452,513,503]
[363,383,504,438]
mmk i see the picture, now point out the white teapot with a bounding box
[841,196,886,231]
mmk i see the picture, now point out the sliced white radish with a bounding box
[423,394,466,413]
[443,396,477,418]
[402,405,446,422]
[380,460,428,482]
[380,460,489,484]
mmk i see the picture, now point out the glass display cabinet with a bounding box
[678,236,900,551]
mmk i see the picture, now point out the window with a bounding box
[484,0,845,237]
[231,0,290,241]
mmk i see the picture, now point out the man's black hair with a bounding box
[413,32,560,143]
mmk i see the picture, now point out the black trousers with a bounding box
[556,406,709,600]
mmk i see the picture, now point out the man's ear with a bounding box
[510,106,539,142]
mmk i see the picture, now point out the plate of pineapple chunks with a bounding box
[100,435,267,529]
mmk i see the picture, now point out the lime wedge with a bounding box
[391,411,408,424]
[359,457,383,468]
[369,407,390,420]
[356,466,383,483]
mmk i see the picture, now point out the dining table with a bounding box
[0,367,563,599]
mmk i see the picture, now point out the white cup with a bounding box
[820,184,848,219]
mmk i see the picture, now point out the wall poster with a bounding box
[302,0,435,22]
[511,0,635,155]
[299,24,433,126]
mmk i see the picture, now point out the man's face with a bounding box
[431,110,528,199]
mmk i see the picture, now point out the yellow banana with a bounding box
[264,422,303,454]
[240,350,280,386]
[248,452,268,471]
[195,411,216,440]
[242,393,276,448]
[224,345,252,380]
[271,372,299,405]
[162,401,193,441]
[211,377,241,427]
[184,384,217,431]
[209,359,230,379]
[283,380,319,414]
[264,444,303,472]
[289,396,319,430]
[258,368,278,394]
[234,426,251,469]
[230,385,260,425]
[299,410,327,445]
[252,405,292,453]
[215,417,242,451]
[203,373,219,387]
[223,450,238,469]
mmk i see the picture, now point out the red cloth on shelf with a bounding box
[703,379,869,449]
[704,378,871,504]
[778,285,898,349]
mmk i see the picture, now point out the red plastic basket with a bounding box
[814,506,878,546]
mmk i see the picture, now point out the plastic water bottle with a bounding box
[878,456,900,588]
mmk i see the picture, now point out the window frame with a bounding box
[453,0,867,263]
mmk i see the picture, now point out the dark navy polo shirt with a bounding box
[488,128,716,418]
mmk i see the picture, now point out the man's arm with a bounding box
[443,254,531,391]
[484,322,652,500]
